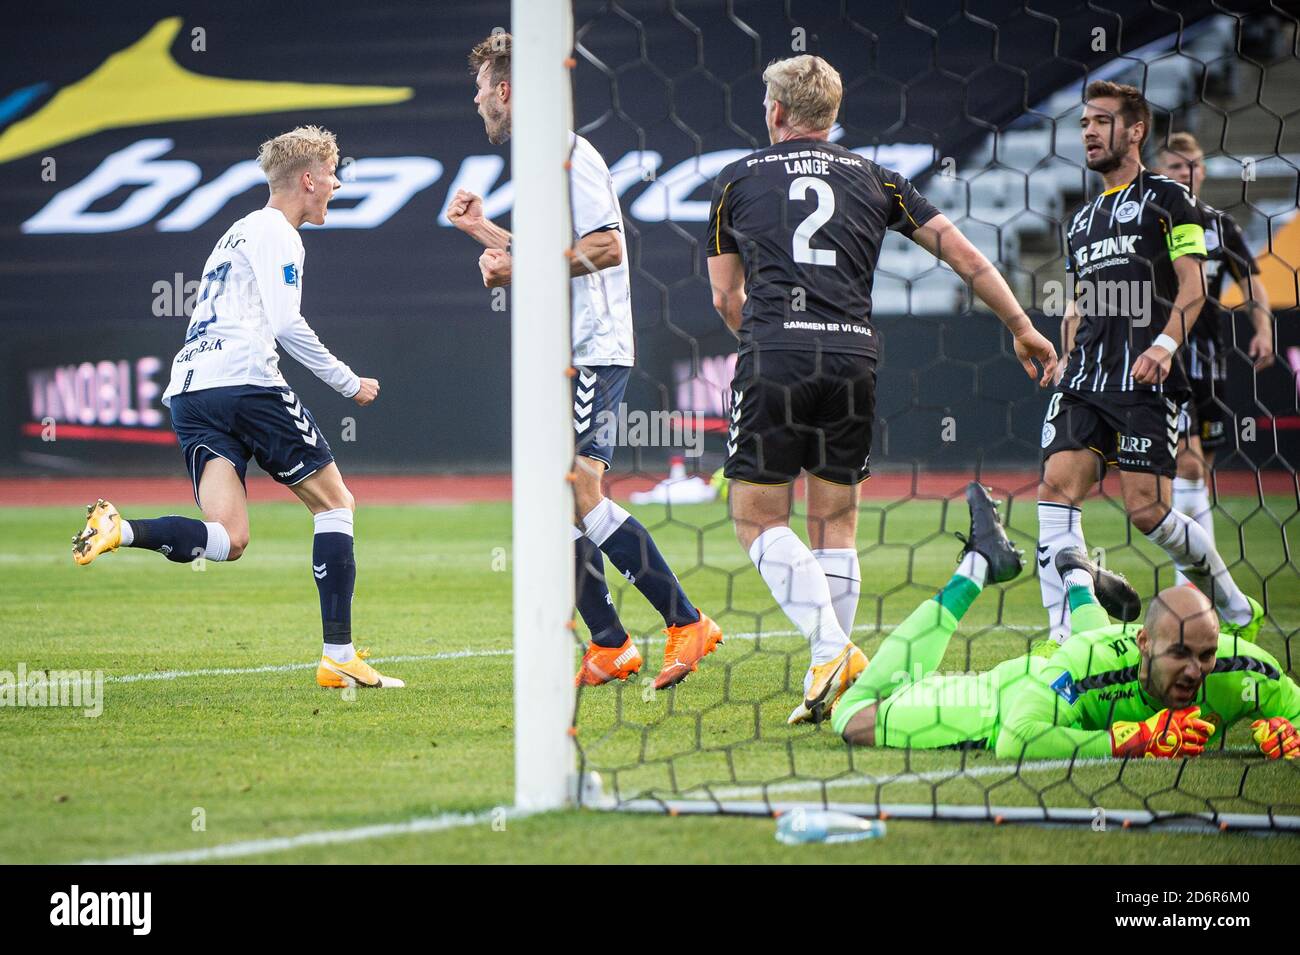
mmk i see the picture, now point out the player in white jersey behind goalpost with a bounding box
[71,126,404,689]
[448,33,723,690]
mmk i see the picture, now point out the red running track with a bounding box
[0,470,1294,508]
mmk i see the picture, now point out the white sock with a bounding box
[1144,508,1252,624]
[202,522,231,561]
[749,526,848,665]
[1062,567,1094,594]
[313,507,354,536]
[581,498,630,547]
[956,550,989,588]
[1037,503,1084,643]
[1172,477,1214,586]
[324,642,355,663]
[811,548,860,638]
[120,520,134,546]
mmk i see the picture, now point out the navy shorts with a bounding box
[573,365,631,468]
[169,385,335,506]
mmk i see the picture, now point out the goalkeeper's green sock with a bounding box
[831,581,969,737]
[1062,566,1110,635]
[870,564,981,696]
[932,549,989,619]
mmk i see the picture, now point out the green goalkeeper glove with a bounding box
[1111,706,1215,759]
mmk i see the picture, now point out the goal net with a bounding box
[516,0,1300,832]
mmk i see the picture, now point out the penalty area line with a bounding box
[65,622,1046,687]
[79,807,529,865]
[95,649,513,685]
[676,746,1259,802]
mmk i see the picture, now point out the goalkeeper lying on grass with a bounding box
[833,484,1299,761]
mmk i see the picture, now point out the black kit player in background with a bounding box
[1035,81,1264,646]
[706,54,1058,723]
[1155,131,1275,588]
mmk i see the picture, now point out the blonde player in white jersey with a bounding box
[449,33,723,690]
[71,126,404,689]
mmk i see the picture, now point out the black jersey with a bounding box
[705,138,939,357]
[1187,199,1259,378]
[1061,170,1206,397]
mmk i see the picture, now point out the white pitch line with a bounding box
[79,807,525,865]
[13,621,1051,689]
[701,757,1115,798]
[673,746,1258,801]
[101,649,512,685]
[9,649,513,690]
[660,743,1258,805]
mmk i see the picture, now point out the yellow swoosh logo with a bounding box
[0,17,412,164]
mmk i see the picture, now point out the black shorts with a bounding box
[724,349,876,485]
[169,385,335,507]
[1179,373,1230,451]
[1040,389,1179,478]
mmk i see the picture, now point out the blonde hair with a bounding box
[762,55,842,132]
[257,125,339,191]
[469,31,511,86]
[1161,131,1203,158]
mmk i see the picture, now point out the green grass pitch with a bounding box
[1,496,1297,864]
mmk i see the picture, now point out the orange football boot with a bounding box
[575,635,643,687]
[653,611,723,689]
[72,499,123,565]
[316,647,405,688]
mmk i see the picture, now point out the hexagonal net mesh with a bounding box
[562,0,1299,831]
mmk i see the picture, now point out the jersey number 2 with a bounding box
[184,261,231,343]
[790,177,837,267]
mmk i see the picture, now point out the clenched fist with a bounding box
[479,248,512,288]
[352,377,380,406]
[447,189,485,233]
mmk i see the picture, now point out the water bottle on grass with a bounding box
[775,808,887,844]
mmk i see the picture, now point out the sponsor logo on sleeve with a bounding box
[1051,670,1080,704]
[282,263,299,287]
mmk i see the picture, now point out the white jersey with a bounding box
[162,207,360,406]
[570,134,635,367]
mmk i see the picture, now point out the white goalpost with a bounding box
[510,0,577,812]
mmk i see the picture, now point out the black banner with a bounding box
[1,0,1292,474]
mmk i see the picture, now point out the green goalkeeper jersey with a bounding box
[995,624,1300,759]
